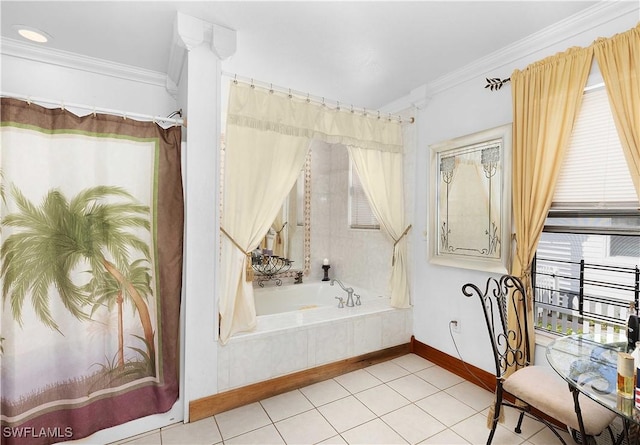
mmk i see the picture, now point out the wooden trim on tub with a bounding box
[189,342,411,422]
[409,336,566,429]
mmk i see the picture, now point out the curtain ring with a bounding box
[337,101,340,111]
[269,84,274,94]
[350,104,354,114]
[363,107,367,117]
[92,106,97,118]
[377,111,381,120]
[288,89,292,99]
[60,100,65,111]
[26,96,32,105]
[233,74,238,85]
[250,78,255,89]
[322,97,326,107]
[306,93,311,103]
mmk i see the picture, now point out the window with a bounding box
[349,162,379,229]
[534,86,640,335]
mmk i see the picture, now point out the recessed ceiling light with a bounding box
[12,25,51,43]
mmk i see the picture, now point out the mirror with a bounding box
[253,151,311,284]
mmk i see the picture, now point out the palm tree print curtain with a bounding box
[0,98,183,445]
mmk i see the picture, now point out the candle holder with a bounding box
[322,264,331,281]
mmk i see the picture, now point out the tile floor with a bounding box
[111,354,578,445]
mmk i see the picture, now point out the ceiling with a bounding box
[1,1,602,110]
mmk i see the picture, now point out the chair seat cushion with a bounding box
[503,365,617,436]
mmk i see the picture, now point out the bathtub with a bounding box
[254,281,386,315]
[217,281,413,391]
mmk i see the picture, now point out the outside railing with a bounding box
[533,257,640,335]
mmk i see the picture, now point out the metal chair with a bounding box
[462,274,617,445]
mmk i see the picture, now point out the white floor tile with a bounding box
[334,368,383,393]
[496,406,545,440]
[317,435,347,444]
[275,409,338,445]
[299,378,350,407]
[161,417,221,445]
[415,366,465,390]
[415,392,477,427]
[451,412,524,445]
[317,395,376,433]
[260,389,314,422]
[355,383,411,416]
[445,380,495,411]
[214,402,272,440]
[381,404,446,445]
[341,418,408,444]
[525,423,572,445]
[387,374,440,402]
[108,355,566,445]
[116,430,161,445]
[365,360,411,382]
[392,353,434,373]
[419,428,470,444]
[225,424,285,445]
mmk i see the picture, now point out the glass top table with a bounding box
[546,332,640,424]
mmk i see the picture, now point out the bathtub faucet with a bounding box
[330,279,354,307]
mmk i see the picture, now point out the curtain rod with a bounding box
[0,92,185,127]
[221,71,414,124]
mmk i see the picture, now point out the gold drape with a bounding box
[594,24,640,199]
[509,46,593,369]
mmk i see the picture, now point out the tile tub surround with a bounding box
[217,302,412,392]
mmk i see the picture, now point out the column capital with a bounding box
[167,12,237,95]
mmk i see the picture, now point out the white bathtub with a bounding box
[254,281,385,316]
[217,281,413,391]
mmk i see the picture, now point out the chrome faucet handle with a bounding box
[354,294,361,306]
[335,296,344,308]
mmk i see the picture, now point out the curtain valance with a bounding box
[226,82,404,153]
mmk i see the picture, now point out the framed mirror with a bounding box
[429,124,512,273]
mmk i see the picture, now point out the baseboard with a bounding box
[409,335,495,391]
[409,336,566,430]
[189,342,411,422]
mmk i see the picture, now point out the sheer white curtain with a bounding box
[220,82,405,343]
[220,85,312,343]
[348,146,411,308]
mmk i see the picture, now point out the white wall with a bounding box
[407,3,639,373]
[1,43,177,116]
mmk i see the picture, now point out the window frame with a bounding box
[348,161,380,230]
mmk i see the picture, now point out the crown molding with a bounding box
[426,1,639,95]
[1,37,168,87]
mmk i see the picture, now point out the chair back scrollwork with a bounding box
[462,275,531,380]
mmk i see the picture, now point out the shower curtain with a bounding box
[0,98,183,445]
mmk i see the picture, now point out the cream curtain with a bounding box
[220,82,404,343]
[594,24,640,199]
[348,146,411,308]
[220,87,310,343]
[510,46,593,365]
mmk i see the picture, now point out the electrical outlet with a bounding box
[450,319,461,333]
